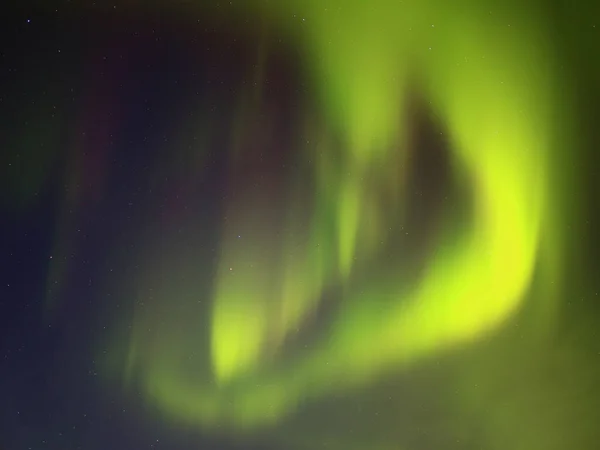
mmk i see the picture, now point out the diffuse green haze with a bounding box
[117,0,574,446]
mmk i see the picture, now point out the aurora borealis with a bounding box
[1,1,599,449]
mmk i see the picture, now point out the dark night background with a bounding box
[1,1,600,449]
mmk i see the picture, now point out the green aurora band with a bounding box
[117,0,574,443]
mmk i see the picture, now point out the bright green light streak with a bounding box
[119,0,565,434]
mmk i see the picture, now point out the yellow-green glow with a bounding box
[116,0,568,442]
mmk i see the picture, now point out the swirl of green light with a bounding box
[122,0,564,433]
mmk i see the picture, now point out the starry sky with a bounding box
[1,1,600,449]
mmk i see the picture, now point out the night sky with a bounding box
[1,1,600,450]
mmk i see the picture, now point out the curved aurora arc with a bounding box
[118,0,566,440]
